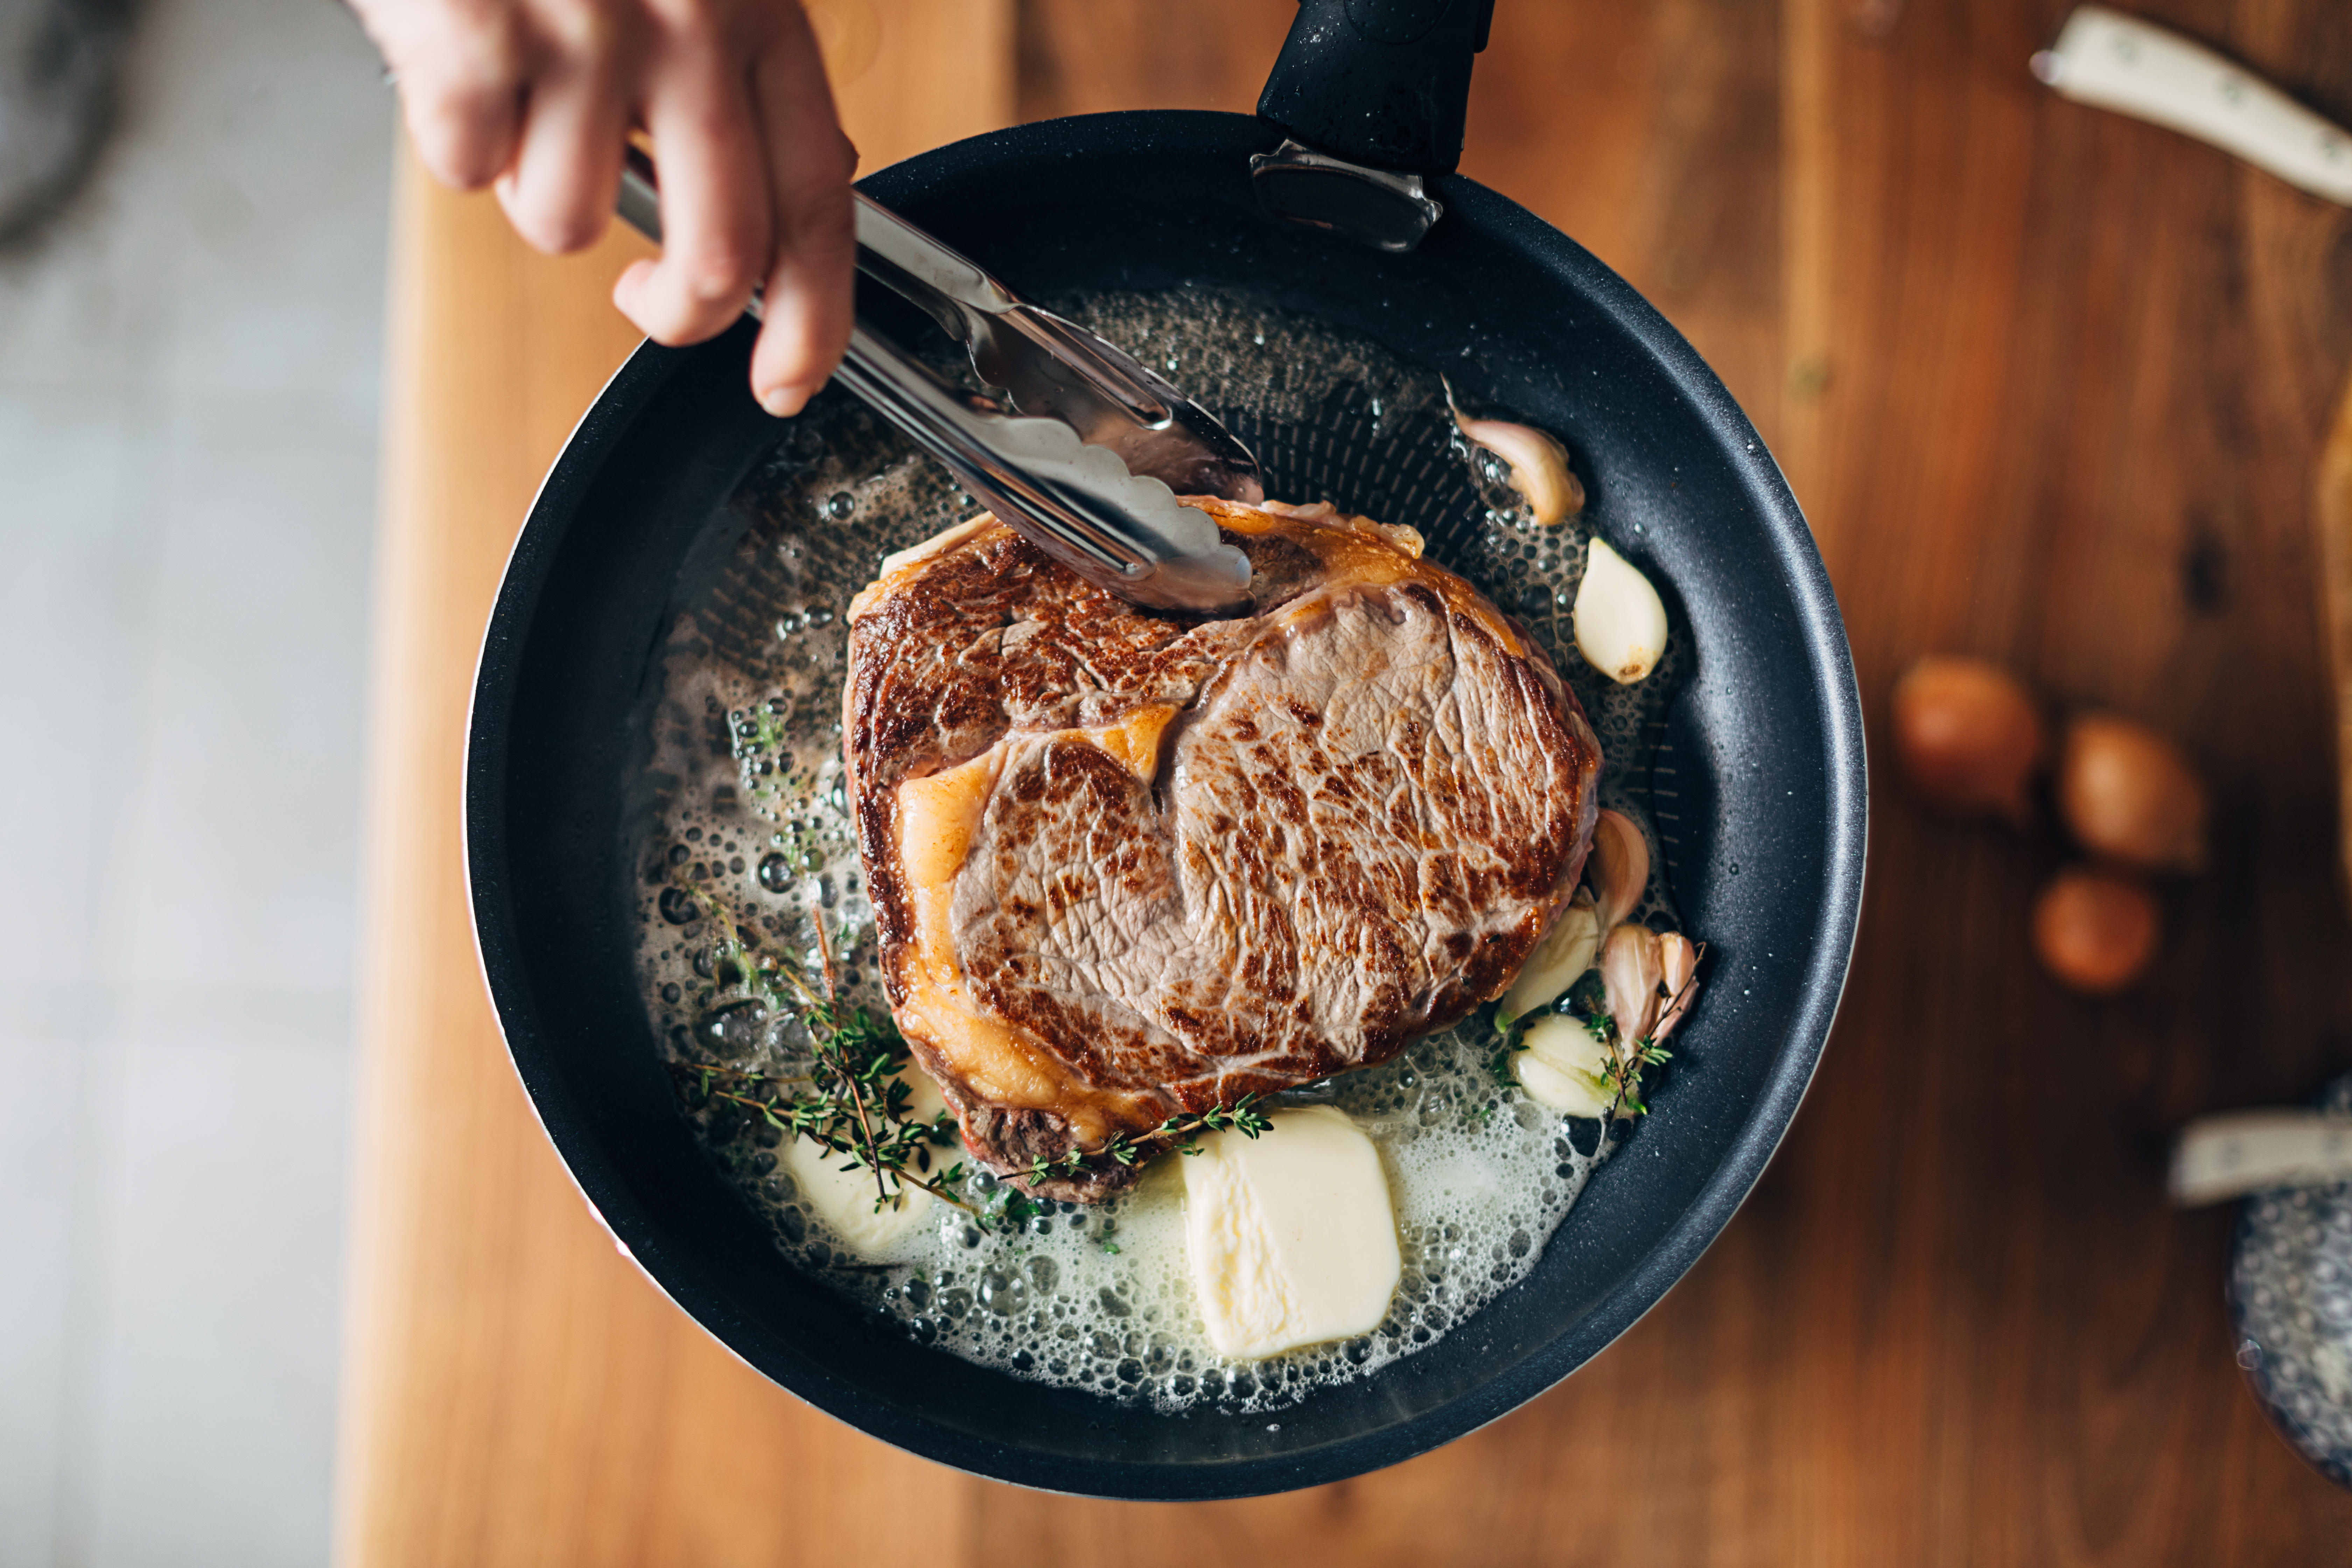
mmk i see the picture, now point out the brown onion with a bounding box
[2031,866,2160,994]
[2056,712,2207,873]
[1890,656,2045,824]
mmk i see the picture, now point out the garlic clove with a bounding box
[1515,1014,1616,1118]
[1587,809,1651,933]
[1573,538,1669,684]
[1601,922,1665,1051]
[1653,932,1701,1042]
[1458,417,1585,525]
[1658,931,1697,997]
[1498,889,1600,1024]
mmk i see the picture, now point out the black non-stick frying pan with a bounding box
[466,2,1865,1500]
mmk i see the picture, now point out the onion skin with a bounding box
[1890,655,2045,824]
[2031,866,2161,994]
[2056,713,2207,874]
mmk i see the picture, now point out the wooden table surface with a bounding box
[334,2,2352,1562]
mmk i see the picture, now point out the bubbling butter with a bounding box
[628,285,1697,1415]
[782,1068,953,1253]
[1181,1106,1402,1360]
[784,1136,934,1252]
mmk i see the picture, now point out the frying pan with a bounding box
[465,3,1866,1499]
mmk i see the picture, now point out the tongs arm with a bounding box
[615,146,1255,613]
[847,194,1263,505]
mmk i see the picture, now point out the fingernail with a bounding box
[760,385,807,420]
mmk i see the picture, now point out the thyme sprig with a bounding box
[666,878,976,1217]
[1494,946,1704,1121]
[1604,950,1702,1118]
[665,871,1281,1224]
[669,1055,971,1213]
[1022,1094,1275,1185]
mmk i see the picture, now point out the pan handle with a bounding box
[1255,0,1497,175]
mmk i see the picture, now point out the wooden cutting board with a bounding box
[2321,377,2352,904]
[335,2,2352,1562]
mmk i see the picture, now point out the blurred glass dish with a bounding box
[2229,1073,2352,1490]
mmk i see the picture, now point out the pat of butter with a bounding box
[784,1068,953,1258]
[1181,1105,1401,1359]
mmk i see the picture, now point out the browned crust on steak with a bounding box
[846,497,1601,1200]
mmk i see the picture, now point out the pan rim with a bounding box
[464,107,1867,1500]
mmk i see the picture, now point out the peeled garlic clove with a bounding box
[1458,418,1585,525]
[1574,538,1668,684]
[1601,922,1665,1050]
[1514,1013,1615,1117]
[1498,889,1600,1024]
[1587,808,1651,933]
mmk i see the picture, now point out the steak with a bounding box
[844,497,1602,1200]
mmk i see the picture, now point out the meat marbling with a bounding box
[845,497,1602,1200]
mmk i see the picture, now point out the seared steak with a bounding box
[845,497,1601,1200]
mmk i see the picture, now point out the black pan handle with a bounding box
[1255,0,1497,176]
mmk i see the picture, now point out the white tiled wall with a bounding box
[0,0,391,1562]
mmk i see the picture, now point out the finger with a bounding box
[492,37,628,254]
[745,13,857,417]
[377,4,528,191]
[610,47,771,346]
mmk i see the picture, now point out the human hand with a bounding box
[355,0,855,417]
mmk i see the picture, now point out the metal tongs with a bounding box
[616,149,1261,612]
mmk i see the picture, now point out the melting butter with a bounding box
[785,1070,952,1257]
[1181,1106,1402,1360]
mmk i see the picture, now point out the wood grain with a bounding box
[332,6,1013,1565]
[338,0,2352,1562]
[2319,371,2352,906]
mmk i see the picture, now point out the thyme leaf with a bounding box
[1021,1094,1275,1186]
[662,877,979,1219]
